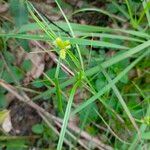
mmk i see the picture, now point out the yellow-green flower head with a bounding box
[54,37,71,50]
[54,37,71,59]
[142,116,150,125]
[60,49,66,60]
[54,37,64,49]
[64,40,71,50]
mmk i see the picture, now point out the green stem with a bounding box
[57,80,80,150]
[55,58,64,114]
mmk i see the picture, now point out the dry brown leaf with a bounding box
[0,3,9,14]
[24,47,45,84]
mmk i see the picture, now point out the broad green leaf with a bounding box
[32,124,44,134]
[142,132,150,140]
[10,0,28,28]
[79,102,98,124]
[22,59,32,72]
[32,79,44,88]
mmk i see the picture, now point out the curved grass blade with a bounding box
[0,34,129,50]
[72,8,126,22]
[19,22,150,39]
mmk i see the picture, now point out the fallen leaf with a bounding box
[2,112,12,133]
[0,109,9,124]
[0,3,9,14]
[24,47,45,84]
[0,109,12,133]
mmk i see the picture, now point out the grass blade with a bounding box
[73,8,126,22]
[57,80,80,150]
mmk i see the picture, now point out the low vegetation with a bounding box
[0,0,150,149]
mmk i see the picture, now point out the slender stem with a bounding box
[54,0,84,71]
